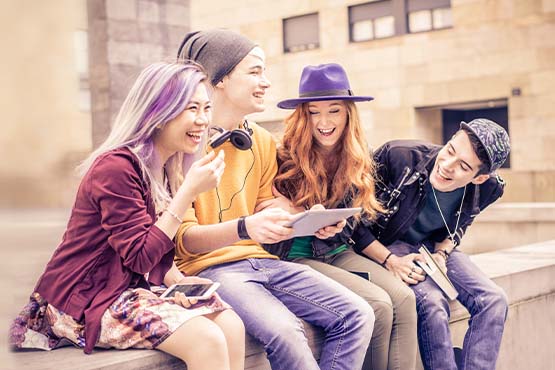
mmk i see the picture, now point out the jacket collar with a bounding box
[404,145,440,186]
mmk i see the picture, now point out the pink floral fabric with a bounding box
[10,288,230,351]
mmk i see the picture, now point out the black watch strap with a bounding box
[237,216,250,240]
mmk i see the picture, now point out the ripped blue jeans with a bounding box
[388,240,508,370]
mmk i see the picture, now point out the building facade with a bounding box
[1,0,92,207]
[1,0,191,207]
[190,0,555,202]
[2,0,553,207]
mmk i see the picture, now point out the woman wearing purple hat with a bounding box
[267,63,418,370]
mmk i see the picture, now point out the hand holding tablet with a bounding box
[285,207,362,237]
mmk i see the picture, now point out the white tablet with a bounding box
[285,207,362,238]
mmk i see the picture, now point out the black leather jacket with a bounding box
[362,140,505,248]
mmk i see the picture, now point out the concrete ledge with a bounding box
[6,322,324,370]
[447,240,555,370]
[462,203,555,254]
[8,240,555,370]
[473,202,555,223]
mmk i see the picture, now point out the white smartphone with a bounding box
[160,282,220,300]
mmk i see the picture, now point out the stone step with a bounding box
[459,202,555,254]
[444,240,555,370]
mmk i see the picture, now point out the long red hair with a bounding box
[274,101,384,220]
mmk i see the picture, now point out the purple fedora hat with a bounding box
[277,63,374,109]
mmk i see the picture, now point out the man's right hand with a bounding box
[385,253,426,285]
[244,208,295,244]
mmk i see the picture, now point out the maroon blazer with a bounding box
[34,147,175,353]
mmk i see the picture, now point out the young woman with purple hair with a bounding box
[9,61,245,370]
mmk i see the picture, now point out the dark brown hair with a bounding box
[460,126,490,175]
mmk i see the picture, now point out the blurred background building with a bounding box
[2,0,554,208]
[2,2,554,368]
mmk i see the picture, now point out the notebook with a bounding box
[416,245,458,300]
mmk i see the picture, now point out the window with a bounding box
[283,13,320,53]
[407,0,452,33]
[442,104,510,169]
[349,1,395,42]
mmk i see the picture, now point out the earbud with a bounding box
[209,122,253,150]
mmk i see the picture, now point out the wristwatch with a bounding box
[237,216,251,240]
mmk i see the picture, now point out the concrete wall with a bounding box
[0,0,191,208]
[88,0,191,146]
[0,0,92,207]
[190,0,555,202]
[462,202,555,254]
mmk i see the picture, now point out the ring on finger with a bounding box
[411,265,416,273]
[408,271,413,279]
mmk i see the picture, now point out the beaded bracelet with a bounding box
[437,249,449,261]
[165,209,183,224]
[381,252,393,267]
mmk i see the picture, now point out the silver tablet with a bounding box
[285,207,362,237]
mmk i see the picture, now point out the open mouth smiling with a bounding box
[186,131,203,143]
[318,128,336,136]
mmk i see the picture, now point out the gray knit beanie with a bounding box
[177,29,257,86]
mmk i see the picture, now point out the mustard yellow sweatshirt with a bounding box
[175,121,278,275]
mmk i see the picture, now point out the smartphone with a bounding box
[160,282,220,300]
[349,271,370,280]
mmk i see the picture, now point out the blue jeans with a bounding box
[388,241,508,370]
[198,258,374,370]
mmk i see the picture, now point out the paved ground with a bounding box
[0,209,70,369]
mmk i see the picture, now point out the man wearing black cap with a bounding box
[358,118,511,369]
[174,29,374,370]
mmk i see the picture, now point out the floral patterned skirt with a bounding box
[10,288,230,351]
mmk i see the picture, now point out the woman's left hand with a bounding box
[314,219,347,239]
[171,291,198,308]
[310,204,347,239]
[166,276,214,308]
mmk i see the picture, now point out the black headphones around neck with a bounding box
[209,120,253,150]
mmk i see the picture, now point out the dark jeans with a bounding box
[388,241,508,370]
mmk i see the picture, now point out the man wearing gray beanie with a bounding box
[174,29,374,370]
[177,29,256,86]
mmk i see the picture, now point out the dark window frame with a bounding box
[348,1,399,42]
[282,12,320,53]
[347,0,453,43]
[406,0,453,34]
